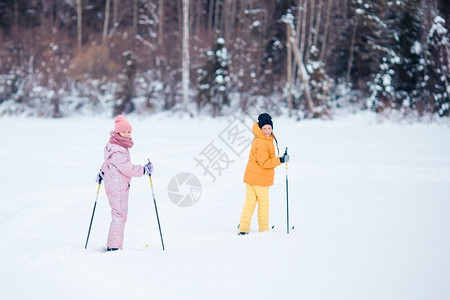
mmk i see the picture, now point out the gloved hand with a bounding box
[144,161,153,176]
[279,153,290,163]
[95,170,104,184]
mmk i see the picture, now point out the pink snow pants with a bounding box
[105,183,130,249]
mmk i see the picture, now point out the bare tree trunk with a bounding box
[287,23,314,113]
[286,23,293,118]
[214,0,220,31]
[77,0,82,50]
[113,0,119,26]
[227,0,237,42]
[305,0,315,62]
[14,0,19,29]
[182,0,190,112]
[178,0,183,40]
[291,0,302,90]
[219,0,236,42]
[208,0,214,33]
[319,0,333,62]
[102,0,111,47]
[295,0,302,42]
[346,19,357,83]
[221,0,230,38]
[194,0,201,35]
[299,0,308,58]
[312,0,323,48]
[133,0,138,37]
[158,0,164,47]
[40,1,51,40]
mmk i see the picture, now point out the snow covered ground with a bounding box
[1,112,450,300]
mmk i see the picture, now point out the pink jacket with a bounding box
[101,142,144,190]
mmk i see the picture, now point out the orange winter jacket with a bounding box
[243,122,281,186]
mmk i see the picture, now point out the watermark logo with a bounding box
[194,116,252,183]
[167,100,278,207]
[167,172,202,207]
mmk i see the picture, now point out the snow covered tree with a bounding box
[422,16,450,116]
[307,45,332,116]
[391,0,424,111]
[196,37,230,116]
[367,54,399,112]
[346,0,400,112]
[1,0,450,118]
[113,50,137,116]
[0,68,28,108]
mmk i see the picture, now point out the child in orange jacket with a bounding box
[238,113,289,234]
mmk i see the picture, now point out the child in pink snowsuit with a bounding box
[98,115,152,251]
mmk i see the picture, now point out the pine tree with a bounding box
[349,0,399,112]
[307,45,332,116]
[347,0,382,87]
[422,16,450,116]
[392,0,424,112]
[196,37,230,116]
[113,50,137,116]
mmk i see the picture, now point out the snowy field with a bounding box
[1,112,450,300]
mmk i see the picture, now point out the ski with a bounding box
[236,225,276,235]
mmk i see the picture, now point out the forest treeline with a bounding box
[0,0,449,118]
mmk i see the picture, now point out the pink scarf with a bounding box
[109,131,134,149]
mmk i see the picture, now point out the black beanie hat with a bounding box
[258,113,273,129]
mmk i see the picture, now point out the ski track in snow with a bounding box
[1,113,450,299]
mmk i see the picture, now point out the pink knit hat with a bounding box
[114,115,132,133]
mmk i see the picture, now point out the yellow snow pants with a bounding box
[239,184,270,233]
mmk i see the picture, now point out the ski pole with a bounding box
[285,147,290,234]
[85,181,102,249]
[148,173,165,251]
